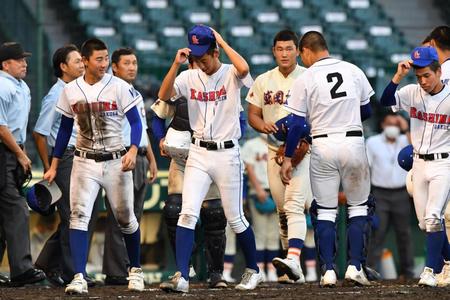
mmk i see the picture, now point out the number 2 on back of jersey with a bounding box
[326,72,347,99]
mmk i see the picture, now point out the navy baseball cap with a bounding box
[410,46,439,67]
[188,25,216,57]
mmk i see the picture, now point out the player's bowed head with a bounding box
[393,47,443,95]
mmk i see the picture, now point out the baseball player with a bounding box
[0,42,46,286]
[246,29,311,283]
[280,31,375,287]
[152,94,229,288]
[157,25,261,292]
[427,25,450,286]
[241,134,280,282]
[102,47,158,285]
[33,44,100,287]
[379,46,450,287]
[43,38,145,294]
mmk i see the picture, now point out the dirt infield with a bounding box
[0,280,449,300]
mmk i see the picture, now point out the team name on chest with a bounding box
[71,101,119,117]
[410,107,450,129]
[190,86,227,102]
[264,90,290,105]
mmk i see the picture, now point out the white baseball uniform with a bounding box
[439,59,450,241]
[241,136,280,252]
[151,99,220,199]
[285,58,374,218]
[246,65,312,248]
[56,73,140,233]
[168,64,250,234]
[392,83,450,232]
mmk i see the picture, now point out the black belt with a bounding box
[192,137,234,150]
[313,130,363,139]
[126,146,147,156]
[415,152,449,161]
[74,149,127,162]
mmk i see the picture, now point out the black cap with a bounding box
[0,42,31,65]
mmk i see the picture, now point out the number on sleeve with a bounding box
[326,72,347,99]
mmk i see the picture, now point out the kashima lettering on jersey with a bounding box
[56,73,140,151]
[189,86,227,102]
[71,101,118,116]
[174,64,249,141]
[410,107,450,129]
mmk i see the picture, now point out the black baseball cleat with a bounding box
[9,268,46,287]
[45,270,65,287]
[85,275,97,287]
[0,273,10,286]
[208,272,227,288]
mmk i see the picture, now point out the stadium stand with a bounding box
[60,0,414,79]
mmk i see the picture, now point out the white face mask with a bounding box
[383,126,400,139]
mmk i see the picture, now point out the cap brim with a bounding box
[188,44,210,57]
[411,59,433,67]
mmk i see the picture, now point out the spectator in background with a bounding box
[366,113,414,279]
[241,134,280,282]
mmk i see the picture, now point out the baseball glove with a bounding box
[275,139,310,168]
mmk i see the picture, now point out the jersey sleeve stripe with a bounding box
[122,96,141,114]
[55,106,74,118]
[283,105,306,117]
[361,90,375,103]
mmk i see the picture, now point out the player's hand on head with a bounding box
[175,48,191,65]
[121,150,137,172]
[261,122,279,134]
[209,27,225,47]
[280,159,293,185]
[397,60,412,77]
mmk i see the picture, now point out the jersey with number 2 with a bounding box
[284,58,374,136]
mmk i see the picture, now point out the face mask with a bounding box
[383,126,400,139]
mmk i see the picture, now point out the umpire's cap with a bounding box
[397,144,413,171]
[0,42,31,65]
[188,25,216,57]
[410,46,438,67]
[26,180,61,216]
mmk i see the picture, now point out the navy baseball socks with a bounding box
[123,228,145,292]
[175,226,195,280]
[236,227,259,272]
[344,216,370,286]
[69,229,89,275]
[426,231,447,273]
[316,220,336,271]
[123,228,141,268]
[66,229,89,294]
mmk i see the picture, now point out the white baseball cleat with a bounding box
[344,265,370,286]
[418,267,437,287]
[320,269,337,288]
[305,266,318,282]
[65,273,88,295]
[235,268,263,290]
[127,267,145,292]
[436,261,450,287]
[160,271,189,293]
[272,257,304,282]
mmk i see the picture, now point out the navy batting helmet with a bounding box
[26,180,61,216]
